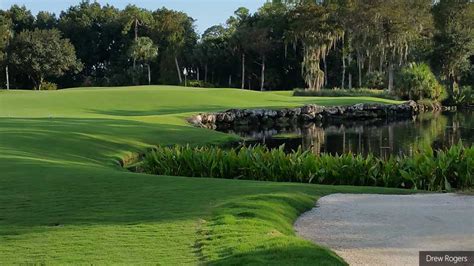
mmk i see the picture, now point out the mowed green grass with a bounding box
[0,86,406,264]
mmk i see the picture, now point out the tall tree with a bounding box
[259,2,296,90]
[129,37,158,85]
[0,14,12,90]
[0,5,35,90]
[345,0,376,88]
[376,0,432,91]
[9,29,82,90]
[121,4,152,41]
[432,0,474,93]
[228,7,250,89]
[35,11,57,29]
[150,8,197,84]
[3,5,34,33]
[121,5,152,68]
[288,1,343,91]
[59,1,123,86]
[199,25,232,85]
[245,16,274,91]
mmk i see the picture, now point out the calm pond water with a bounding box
[218,110,473,158]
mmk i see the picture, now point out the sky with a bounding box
[0,0,267,34]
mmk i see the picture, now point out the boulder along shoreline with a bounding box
[188,101,428,129]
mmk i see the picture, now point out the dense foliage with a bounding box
[432,0,474,92]
[398,63,446,101]
[460,86,474,106]
[139,144,473,192]
[128,37,158,85]
[8,29,81,90]
[0,0,472,92]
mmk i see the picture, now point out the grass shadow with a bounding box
[88,105,230,117]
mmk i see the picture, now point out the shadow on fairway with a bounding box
[0,117,230,168]
[88,105,230,116]
[0,117,238,232]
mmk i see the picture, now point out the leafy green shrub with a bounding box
[462,86,474,105]
[445,86,473,106]
[137,143,473,192]
[40,81,58,90]
[364,71,385,89]
[398,63,446,101]
[449,90,466,106]
[293,88,399,100]
[400,144,473,191]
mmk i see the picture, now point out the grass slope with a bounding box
[0,86,406,264]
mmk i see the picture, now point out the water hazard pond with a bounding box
[217,110,473,158]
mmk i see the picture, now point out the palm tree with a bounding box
[129,37,158,85]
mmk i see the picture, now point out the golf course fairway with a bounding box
[0,86,408,264]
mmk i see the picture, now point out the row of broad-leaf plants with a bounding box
[137,143,473,192]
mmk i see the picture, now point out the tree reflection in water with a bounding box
[219,110,473,158]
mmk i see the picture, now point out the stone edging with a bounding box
[188,101,423,129]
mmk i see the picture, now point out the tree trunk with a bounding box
[348,55,352,89]
[349,73,352,90]
[388,62,394,92]
[197,68,200,81]
[147,64,151,85]
[379,53,384,73]
[134,19,139,41]
[5,65,9,90]
[133,19,139,69]
[38,76,44,91]
[449,73,457,95]
[357,51,362,88]
[205,64,208,83]
[228,75,232,87]
[323,56,328,88]
[260,55,265,91]
[368,54,372,74]
[389,125,394,151]
[175,56,182,84]
[341,55,346,89]
[241,53,246,90]
[343,131,346,153]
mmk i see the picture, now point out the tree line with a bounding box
[0,0,472,95]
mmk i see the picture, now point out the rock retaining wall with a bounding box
[188,101,420,129]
